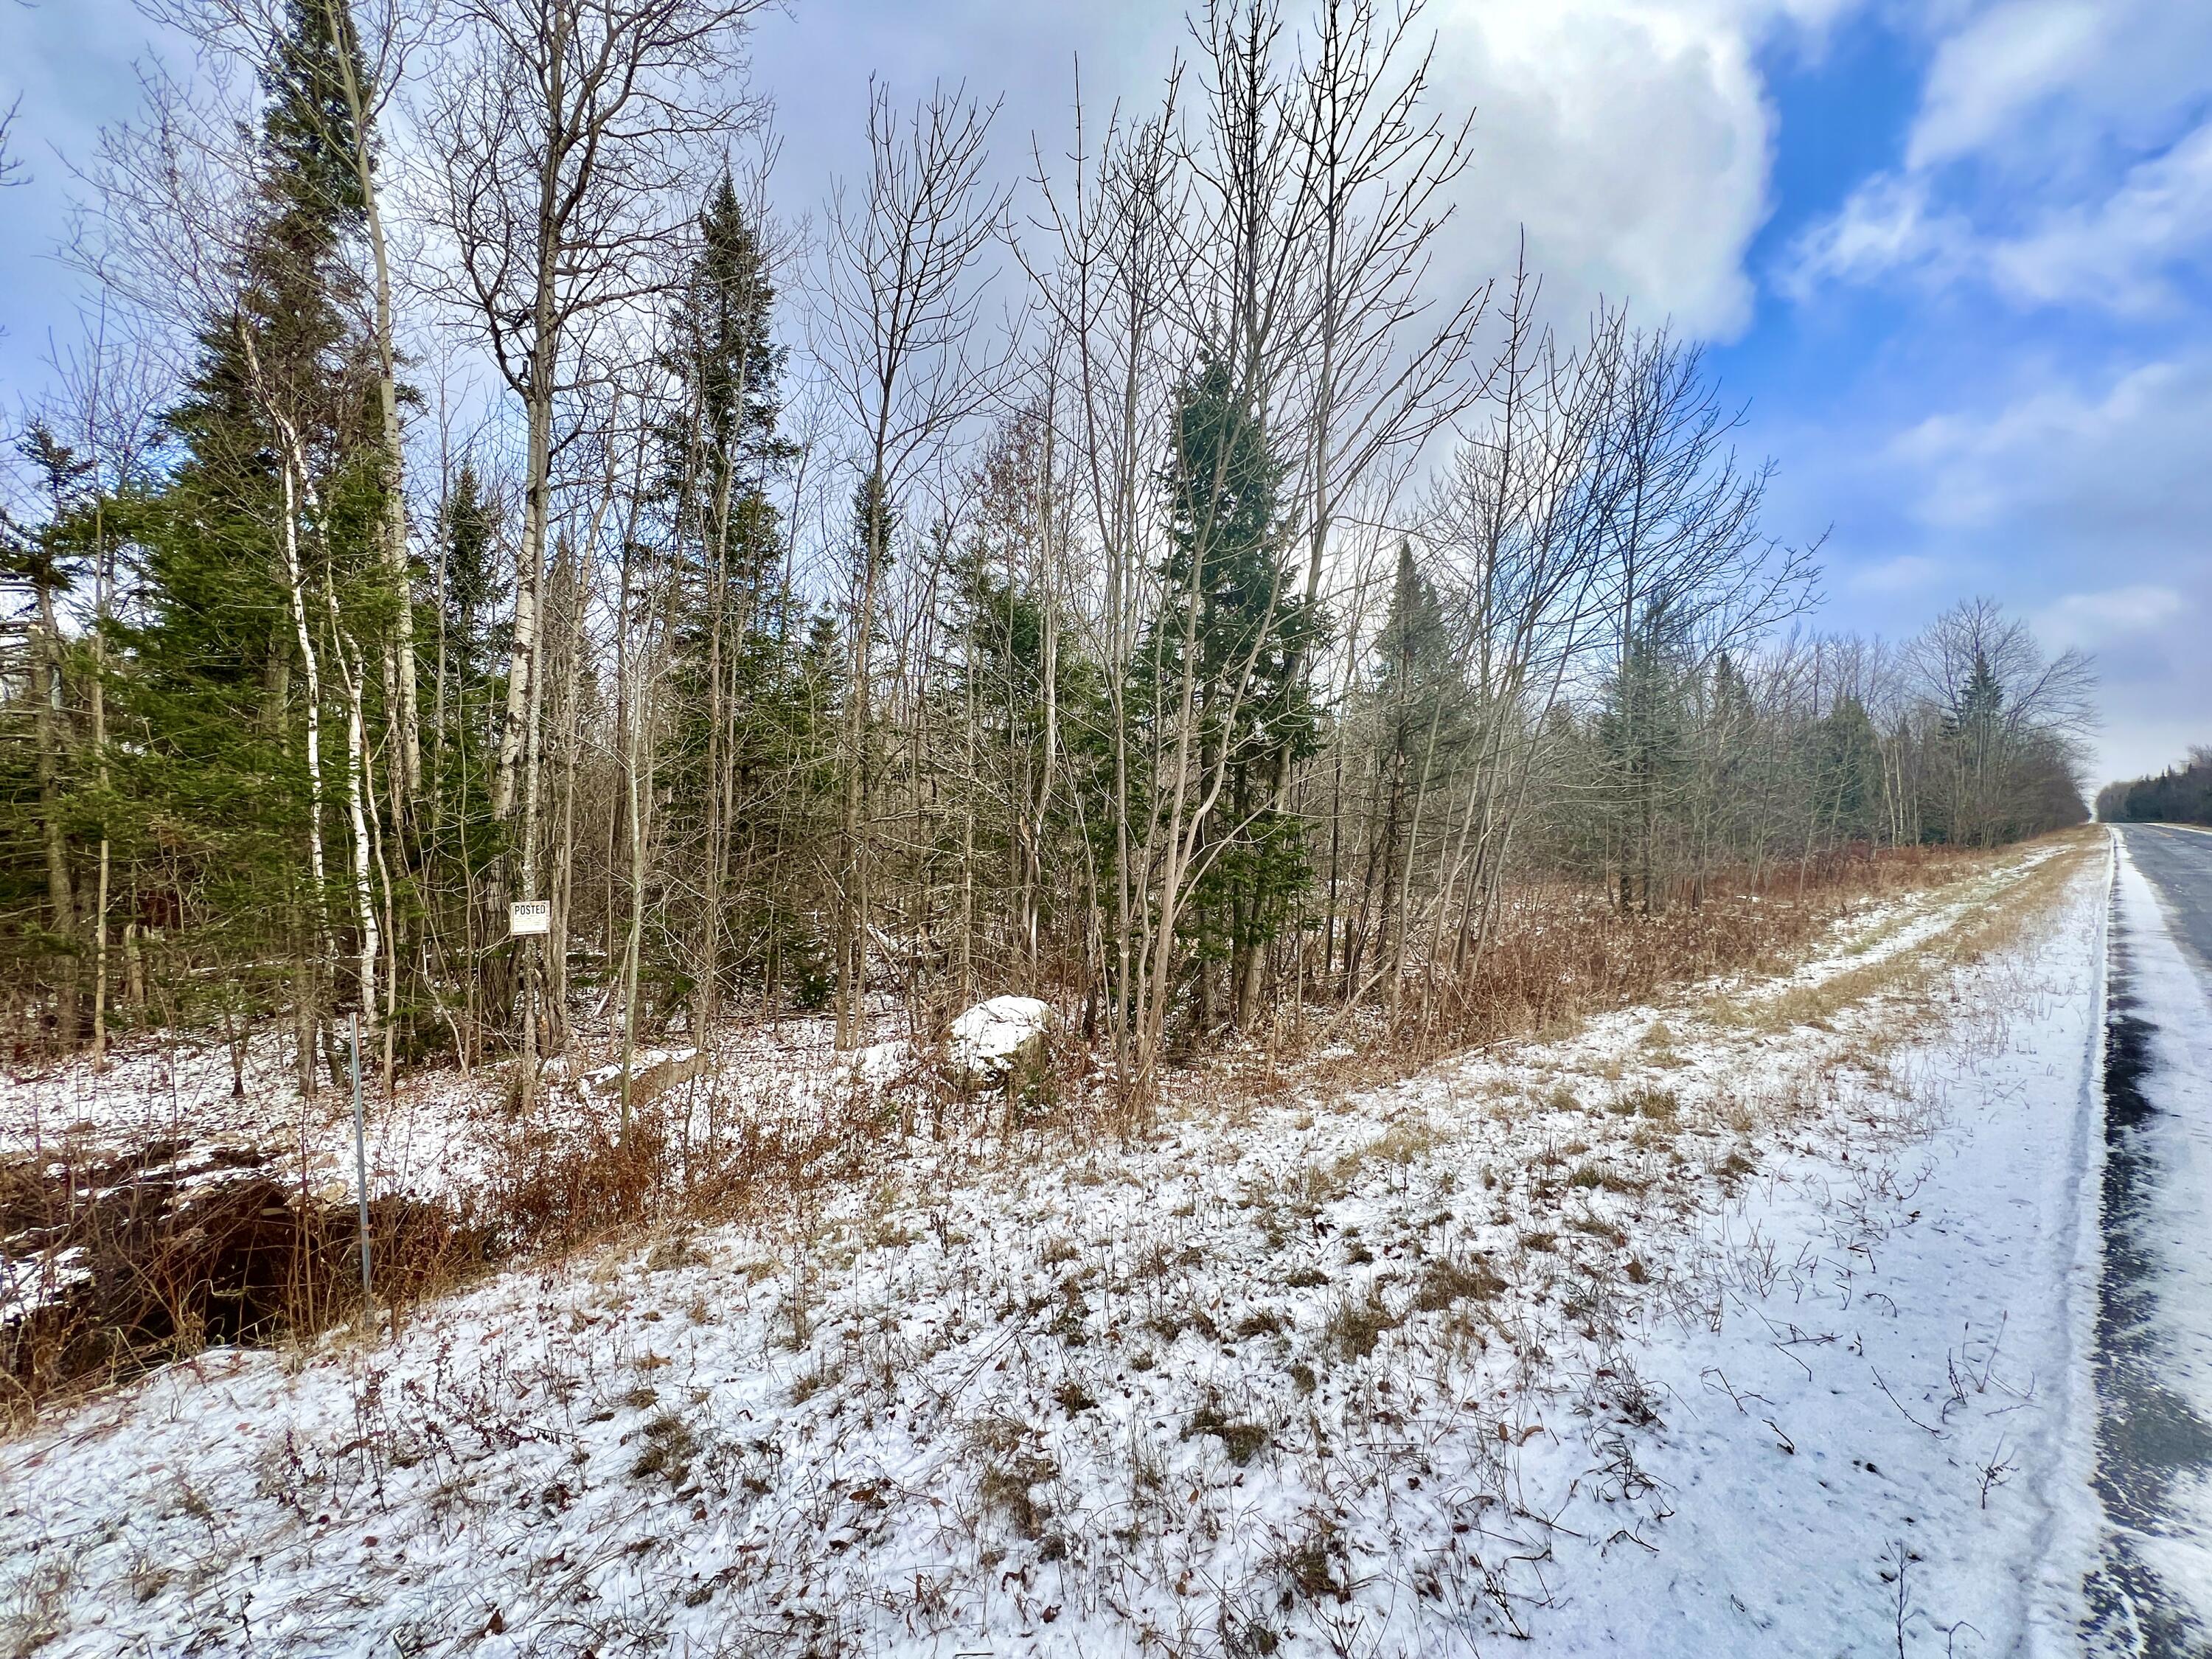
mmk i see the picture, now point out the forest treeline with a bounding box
[1,0,2094,1100]
[2097,751,2212,826]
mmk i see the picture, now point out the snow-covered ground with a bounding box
[1520,843,2110,1657]
[0,839,2118,1657]
[0,1009,917,1213]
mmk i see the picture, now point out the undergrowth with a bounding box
[0,838,2042,1427]
[0,833,2105,1656]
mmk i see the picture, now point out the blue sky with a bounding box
[1,0,2206,783]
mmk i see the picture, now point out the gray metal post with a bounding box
[351,1011,372,1302]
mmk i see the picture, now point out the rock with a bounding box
[582,1046,705,1106]
[943,996,1053,1091]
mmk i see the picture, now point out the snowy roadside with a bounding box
[0,858,2013,1213]
[1514,839,2112,1657]
[0,838,2108,1657]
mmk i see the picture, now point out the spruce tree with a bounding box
[1135,358,1324,1027]
[4,426,97,1042]
[1934,650,2007,845]
[1814,693,1885,844]
[1364,540,1461,985]
[101,0,389,1082]
[650,172,813,1020]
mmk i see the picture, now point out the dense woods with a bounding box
[2098,749,2212,827]
[0,0,2095,1094]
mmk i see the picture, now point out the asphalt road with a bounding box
[2124,824,2212,976]
[2092,824,2212,1657]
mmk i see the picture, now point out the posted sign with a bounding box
[509,900,552,937]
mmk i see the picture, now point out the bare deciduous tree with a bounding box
[424,0,768,1074]
[811,80,1008,1046]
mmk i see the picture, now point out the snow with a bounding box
[0,1245,92,1325]
[0,841,2126,1656]
[945,995,1054,1089]
[577,1046,701,1099]
[0,1015,912,1210]
[1516,841,2112,1656]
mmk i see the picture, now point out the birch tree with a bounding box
[425,0,767,1069]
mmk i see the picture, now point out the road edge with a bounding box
[2026,829,2117,1655]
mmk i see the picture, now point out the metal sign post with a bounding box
[351,1012,372,1304]
[509,901,549,1114]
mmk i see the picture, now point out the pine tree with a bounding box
[1135,358,1324,1028]
[1360,540,1461,988]
[650,173,814,1023]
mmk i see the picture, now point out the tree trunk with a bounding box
[32,586,77,1046]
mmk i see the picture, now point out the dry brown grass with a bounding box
[0,1152,493,1426]
[1713,830,2096,1040]
[1938,830,2098,962]
[5,836,2081,1432]
[1293,842,2008,1102]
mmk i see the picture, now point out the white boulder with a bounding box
[581,1046,705,1106]
[944,996,1054,1091]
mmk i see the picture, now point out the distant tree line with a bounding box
[0,0,2096,1096]
[2098,749,2212,826]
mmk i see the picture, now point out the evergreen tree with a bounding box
[2104,749,2212,827]
[658,170,787,606]
[943,521,1107,992]
[1134,359,1324,1026]
[1685,650,1766,891]
[1814,693,1884,843]
[1933,650,2007,846]
[418,459,506,1044]
[648,173,818,1020]
[438,460,504,686]
[1599,599,1694,911]
[2,426,99,1041]
[97,0,390,1079]
[1361,540,1461,983]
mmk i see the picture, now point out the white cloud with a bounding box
[4,0,1852,400]
[1847,553,1950,595]
[1785,0,2212,310]
[2033,584,2186,652]
[751,0,1850,345]
[1891,358,2212,534]
[1425,0,1788,336]
[1905,0,2212,168]
[1905,0,2101,168]
[1804,118,2212,312]
[1784,173,1969,296]
[1860,357,2212,779]
[1985,119,2212,310]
